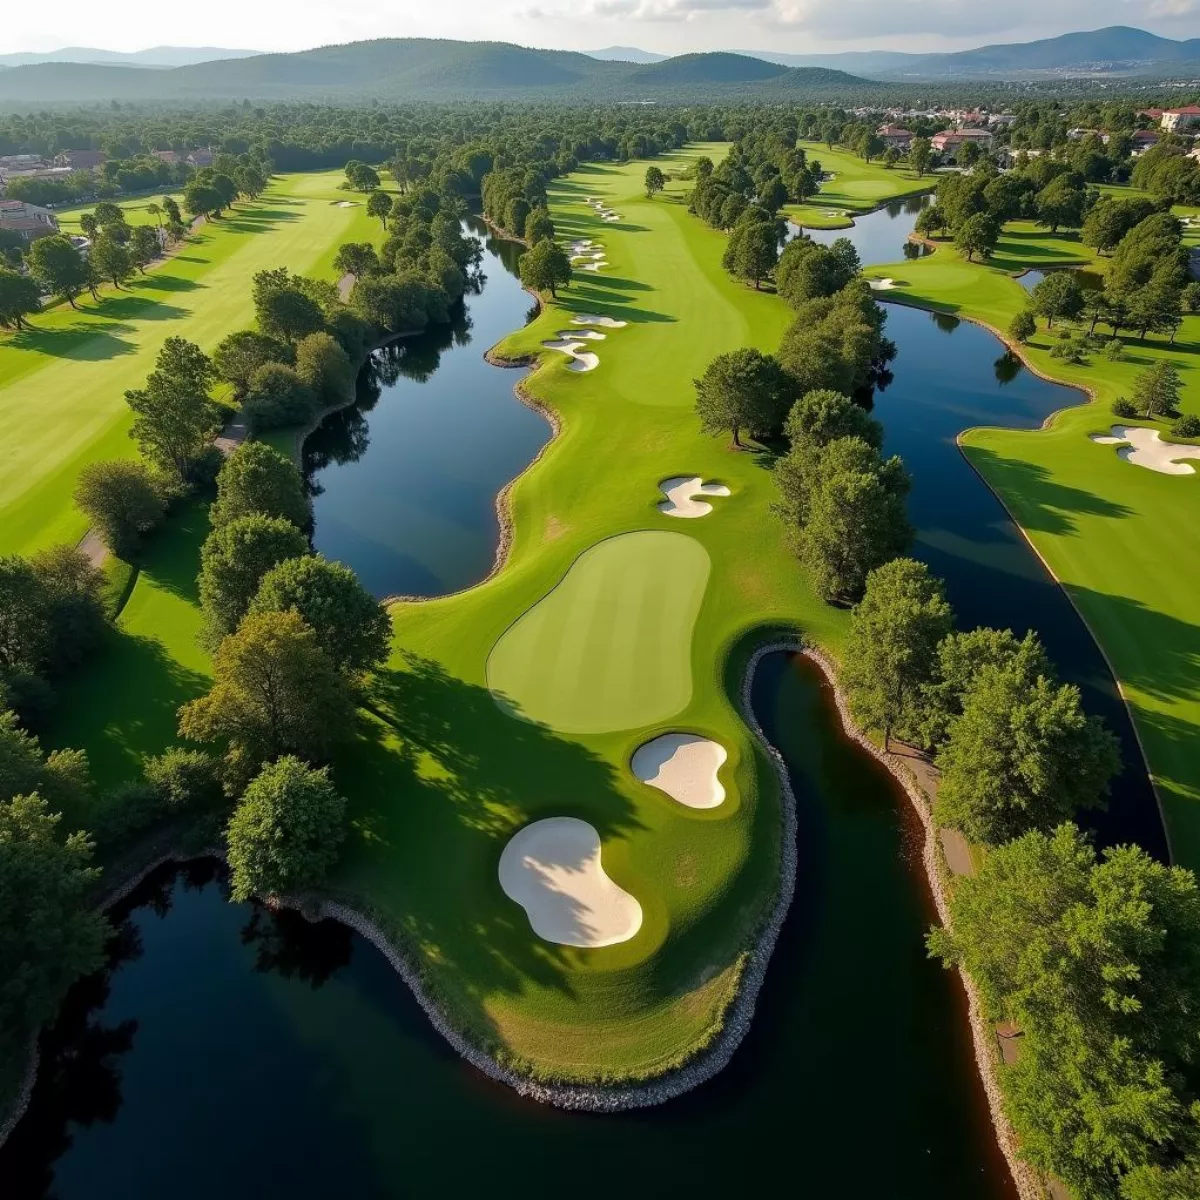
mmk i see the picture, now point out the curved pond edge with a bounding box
[878,292,1174,866]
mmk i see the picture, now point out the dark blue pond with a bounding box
[872,302,1166,858]
[793,192,931,266]
[305,217,550,598]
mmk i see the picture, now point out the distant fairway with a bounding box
[52,193,184,234]
[0,170,381,556]
[487,531,710,733]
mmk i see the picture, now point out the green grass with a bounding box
[46,146,847,1083]
[51,193,184,235]
[487,531,712,733]
[858,203,1200,868]
[785,142,929,230]
[0,170,381,557]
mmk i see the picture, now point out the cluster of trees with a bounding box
[182,152,267,221]
[481,164,549,239]
[1,149,191,209]
[839,550,1200,1194]
[1131,142,1200,206]
[1011,210,1192,351]
[694,290,899,601]
[0,197,188,329]
[183,440,388,892]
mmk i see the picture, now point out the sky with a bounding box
[4,0,1200,57]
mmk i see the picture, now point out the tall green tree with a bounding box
[930,824,1200,1198]
[89,232,133,288]
[909,137,931,177]
[226,756,347,902]
[73,460,165,559]
[366,189,392,229]
[955,213,999,263]
[178,610,355,785]
[935,657,1119,844]
[1128,362,1184,419]
[694,347,791,448]
[0,791,107,1033]
[842,558,953,748]
[782,387,883,450]
[209,441,310,531]
[0,267,39,330]
[249,554,391,674]
[644,165,666,198]
[518,239,572,298]
[124,336,219,482]
[723,220,778,289]
[27,235,87,309]
[212,329,292,395]
[1032,271,1085,328]
[198,514,309,642]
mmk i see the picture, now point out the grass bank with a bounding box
[0,170,381,557]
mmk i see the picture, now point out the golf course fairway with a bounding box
[0,170,382,557]
[860,216,1200,867]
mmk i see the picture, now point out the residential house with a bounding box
[931,128,994,154]
[53,149,107,170]
[1131,129,1162,152]
[153,149,182,165]
[877,124,915,150]
[0,154,46,171]
[187,149,215,168]
[1161,107,1200,132]
[0,198,59,241]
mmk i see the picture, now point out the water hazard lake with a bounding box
[5,197,1156,1199]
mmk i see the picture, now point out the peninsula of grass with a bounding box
[786,141,929,230]
[860,209,1200,868]
[0,170,384,557]
[47,147,849,1086]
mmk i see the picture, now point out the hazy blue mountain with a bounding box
[585,46,667,64]
[0,39,871,104]
[873,26,1200,79]
[0,45,263,69]
[735,49,920,74]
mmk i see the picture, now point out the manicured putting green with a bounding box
[487,530,710,733]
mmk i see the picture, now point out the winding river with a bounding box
[2,197,1148,1198]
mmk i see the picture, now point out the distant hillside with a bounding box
[585,46,666,64]
[628,52,790,85]
[735,48,920,74]
[873,26,1200,80]
[0,38,874,104]
[0,45,262,69]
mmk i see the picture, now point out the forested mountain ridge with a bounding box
[0,39,869,105]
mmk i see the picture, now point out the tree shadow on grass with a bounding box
[134,273,201,294]
[338,650,646,1006]
[6,322,139,362]
[965,446,1135,536]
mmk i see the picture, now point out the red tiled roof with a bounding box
[1165,106,1200,115]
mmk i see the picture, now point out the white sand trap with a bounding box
[499,817,642,947]
[542,339,600,372]
[580,261,609,271]
[657,475,731,518]
[336,201,358,208]
[869,278,897,291]
[559,328,605,340]
[1090,425,1200,475]
[603,214,620,222]
[632,734,728,810]
[571,313,627,328]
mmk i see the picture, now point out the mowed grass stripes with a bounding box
[487,531,710,732]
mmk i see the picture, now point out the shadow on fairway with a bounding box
[965,446,1135,536]
[6,321,139,361]
[343,650,646,999]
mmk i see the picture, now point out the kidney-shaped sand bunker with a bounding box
[631,733,727,809]
[488,531,711,734]
[498,817,642,947]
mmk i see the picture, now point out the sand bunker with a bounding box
[498,817,642,947]
[632,734,727,810]
[657,476,731,519]
[580,261,609,271]
[1090,425,1200,475]
[571,313,627,329]
[335,201,358,208]
[542,339,600,372]
[869,278,898,291]
[559,328,605,341]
